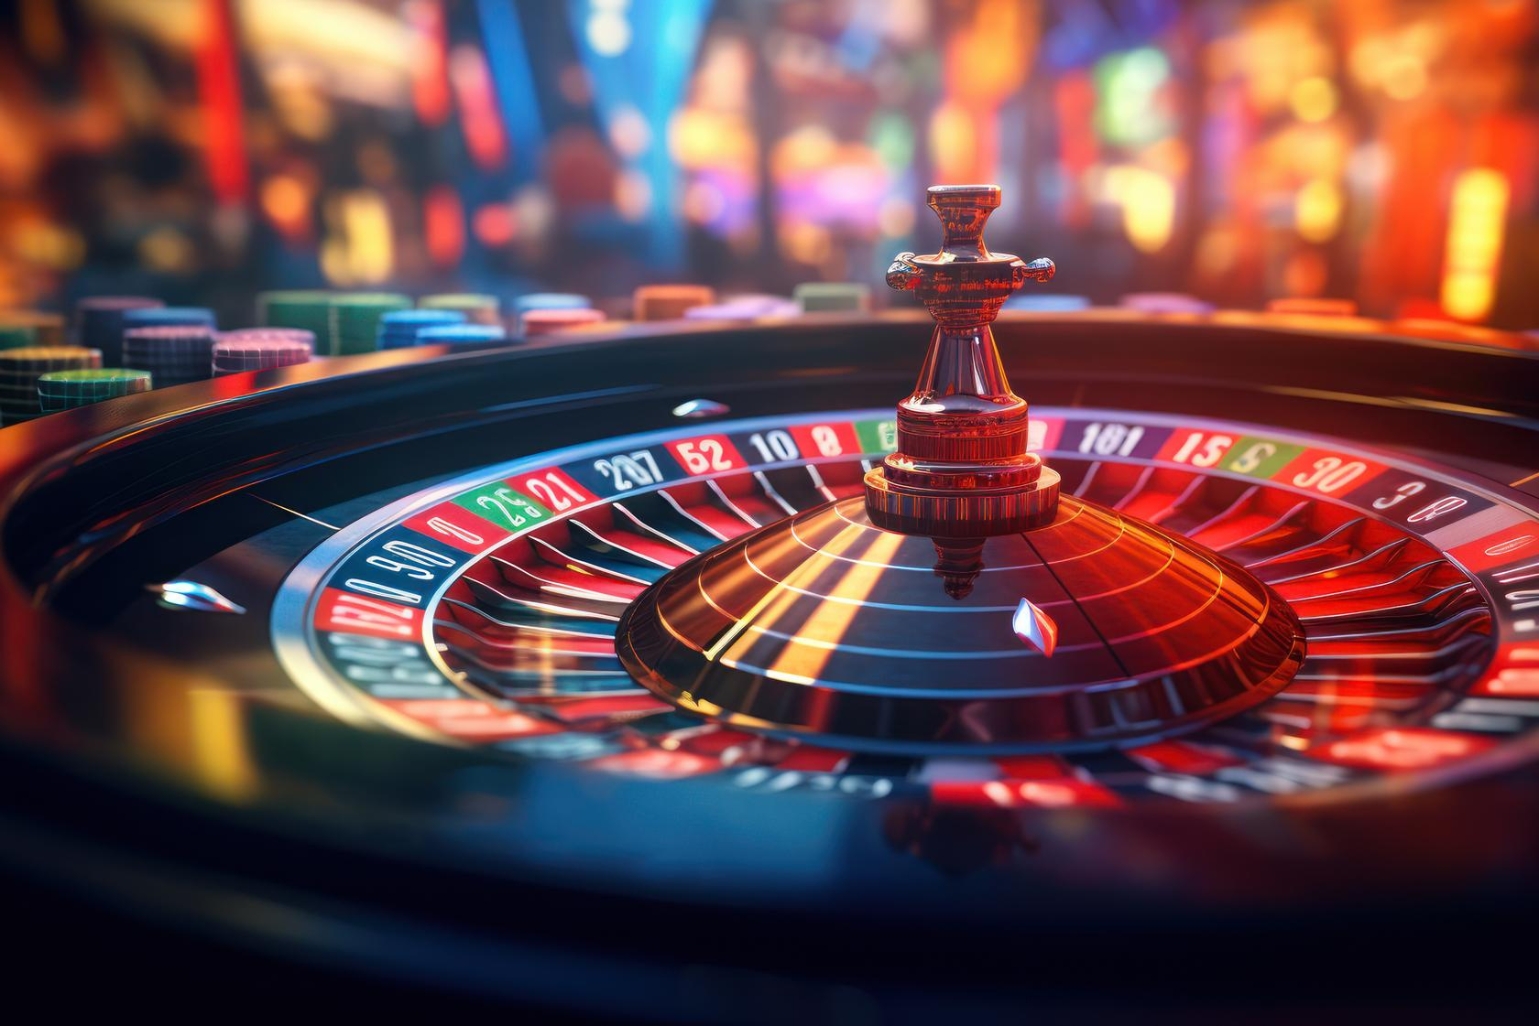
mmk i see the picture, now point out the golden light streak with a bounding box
[1105,166,1175,253]
[702,524,867,663]
[1441,168,1509,322]
[762,532,906,683]
[188,688,258,800]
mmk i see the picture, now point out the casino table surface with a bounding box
[1,298,1538,1018]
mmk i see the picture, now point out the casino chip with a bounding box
[793,281,871,313]
[123,325,218,388]
[683,293,800,320]
[518,307,606,335]
[376,309,467,350]
[1119,292,1216,314]
[0,310,63,347]
[420,293,502,326]
[511,292,589,316]
[257,291,334,349]
[211,329,314,376]
[121,307,216,330]
[1003,293,1091,311]
[74,296,163,365]
[0,325,37,350]
[415,324,508,346]
[329,294,411,356]
[35,368,152,412]
[632,284,714,320]
[0,345,102,425]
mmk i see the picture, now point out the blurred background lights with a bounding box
[0,0,1532,326]
[1441,169,1509,321]
[1290,77,1339,122]
[1296,179,1343,243]
[585,0,632,58]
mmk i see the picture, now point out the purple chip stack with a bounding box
[123,325,219,387]
[211,328,315,376]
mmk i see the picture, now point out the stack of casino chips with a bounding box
[632,285,714,320]
[683,293,799,321]
[1003,293,1090,312]
[329,293,411,356]
[415,324,507,347]
[36,368,153,412]
[120,306,215,332]
[211,328,314,376]
[1119,292,1214,315]
[519,308,606,336]
[75,296,163,365]
[256,291,333,346]
[0,324,38,350]
[0,310,65,346]
[512,292,589,318]
[123,325,218,387]
[376,309,466,349]
[0,346,102,426]
[419,293,501,326]
[793,282,870,313]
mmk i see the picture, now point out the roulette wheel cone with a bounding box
[617,186,1305,751]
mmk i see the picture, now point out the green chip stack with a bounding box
[330,293,411,356]
[0,310,64,347]
[36,368,153,412]
[256,291,334,352]
[0,346,102,426]
[0,324,37,350]
[793,282,872,313]
[419,293,501,326]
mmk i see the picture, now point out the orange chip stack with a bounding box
[632,285,715,321]
[520,308,607,336]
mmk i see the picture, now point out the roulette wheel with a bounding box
[3,185,1539,1018]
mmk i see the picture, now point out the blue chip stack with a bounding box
[1003,294,1092,312]
[513,293,590,317]
[416,324,508,347]
[120,306,216,331]
[376,309,467,350]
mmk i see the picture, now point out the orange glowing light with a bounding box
[193,0,248,205]
[407,0,451,125]
[1104,166,1175,253]
[449,45,508,170]
[1440,168,1508,322]
[1295,179,1342,242]
[423,185,465,267]
[261,174,310,237]
[472,203,516,248]
[1289,76,1338,123]
[929,102,977,184]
